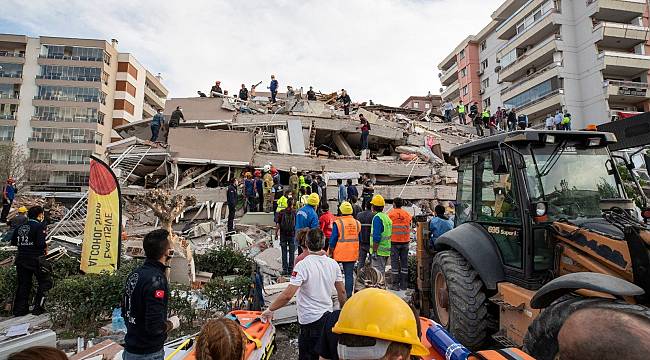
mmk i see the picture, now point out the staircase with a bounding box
[47,144,153,241]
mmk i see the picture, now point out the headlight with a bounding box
[536,202,547,217]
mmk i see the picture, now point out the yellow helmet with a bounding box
[307,193,320,206]
[370,194,385,207]
[18,206,27,213]
[332,288,428,356]
[339,201,353,215]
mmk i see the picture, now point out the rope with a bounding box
[356,264,385,289]
[398,158,421,197]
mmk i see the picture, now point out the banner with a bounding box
[80,155,122,274]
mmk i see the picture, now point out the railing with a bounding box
[0,93,19,99]
[34,95,104,104]
[497,7,557,52]
[0,51,25,58]
[594,21,649,33]
[515,89,562,111]
[499,35,558,74]
[439,63,458,78]
[0,73,22,78]
[0,114,16,120]
[39,54,103,62]
[28,137,97,144]
[501,62,559,95]
[31,115,101,124]
[605,80,649,88]
[36,74,100,82]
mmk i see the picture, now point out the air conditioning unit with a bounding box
[479,89,485,95]
[439,88,444,93]
[438,72,443,78]
[478,69,484,76]
[495,65,502,72]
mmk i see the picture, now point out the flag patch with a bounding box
[154,290,165,299]
[291,271,297,277]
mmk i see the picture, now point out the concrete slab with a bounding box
[287,119,306,154]
[164,97,236,122]
[276,129,291,153]
[240,212,276,226]
[167,128,254,163]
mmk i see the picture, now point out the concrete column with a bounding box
[14,37,40,147]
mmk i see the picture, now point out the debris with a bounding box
[69,339,124,360]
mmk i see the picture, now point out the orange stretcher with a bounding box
[180,310,275,360]
[419,317,535,360]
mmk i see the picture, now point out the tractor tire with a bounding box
[523,296,650,360]
[430,250,489,349]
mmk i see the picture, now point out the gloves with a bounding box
[261,309,273,323]
[168,315,180,330]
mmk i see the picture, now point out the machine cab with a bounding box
[451,130,622,290]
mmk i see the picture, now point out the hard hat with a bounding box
[263,164,271,173]
[290,166,297,174]
[307,193,320,206]
[584,124,597,131]
[244,172,252,179]
[339,201,353,215]
[370,194,385,207]
[18,206,27,213]
[254,170,261,177]
[332,288,428,357]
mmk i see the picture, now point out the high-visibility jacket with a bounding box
[299,176,309,189]
[481,109,490,118]
[370,212,392,257]
[276,196,288,212]
[562,116,571,125]
[458,105,465,114]
[388,208,412,243]
[332,216,361,262]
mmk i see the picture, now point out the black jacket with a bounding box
[338,94,351,106]
[11,219,47,259]
[307,90,317,101]
[356,210,374,245]
[239,88,249,101]
[122,259,169,354]
[170,109,184,121]
[227,184,238,208]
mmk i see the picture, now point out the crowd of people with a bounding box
[441,99,574,136]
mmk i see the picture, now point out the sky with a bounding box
[0,0,502,106]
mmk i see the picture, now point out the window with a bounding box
[30,127,101,144]
[28,171,90,186]
[39,65,101,82]
[455,156,473,225]
[0,104,18,119]
[459,49,465,59]
[480,41,487,52]
[481,59,489,71]
[462,86,469,96]
[460,67,467,77]
[483,97,491,108]
[500,49,517,69]
[0,63,23,78]
[40,45,104,61]
[475,151,522,268]
[30,149,92,165]
[35,86,105,104]
[0,84,20,99]
[34,106,103,124]
[482,78,490,89]
[0,125,15,141]
[425,103,431,109]
[504,79,558,109]
[413,102,419,109]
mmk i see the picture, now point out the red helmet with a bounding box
[254,170,261,177]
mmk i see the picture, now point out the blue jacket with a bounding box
[244,179,255,197]
[295,205,319,233]
[270,79,278,92]
[372,215,384,244]
[429,217,454,247]
[4,184,16,201]
[338,185,346,202]
[151,113,164,127]
[347,185,358,201]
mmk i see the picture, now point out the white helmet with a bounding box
[263,164,271,173]
[290,166,297,174]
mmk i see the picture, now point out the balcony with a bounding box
[36,74,101,83]
[609,109,643,121]
[0,93,19,99]
[0,50,25,64]
[0,114,16,120]
[516,89,563,119]
[599,51,650,77]
[440,63,459,86]
[441,81,460,100]
[144,86,165,109]
[605,80,650,103]
[497,10,559,59]
[501,63,560,99]
[591,0,646,23]
[499,36,559,83]
[496,0,549,40]
[595,22,649,49]
[142,102,156,118]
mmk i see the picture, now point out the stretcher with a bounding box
[176,310,275,360]
[419,317,535,360]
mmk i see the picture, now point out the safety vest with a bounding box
[482,110,490,118]
[276,196,288,212]
[458,105,465,114]
[388,208,412,243]
[299,176,309,189]
[562,116,571,125]
[333,216,361,262]
[370,212,392,257]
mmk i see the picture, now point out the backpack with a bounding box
[280,210,295,234]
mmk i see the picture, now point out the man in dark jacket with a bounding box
[122,229,179,360]
[239,84,249,101]
[210,81,222,97]
[11,206,52,316]
[507,109,517,132]
[226,178,238,237]
[269,75,278,103]
[150,109,164,142]
[356,208,374,269]
[307,86,317,101]
[346,179,358,202]
[169,106,185,128]
[338,89,351,115]
[1,177,16,222]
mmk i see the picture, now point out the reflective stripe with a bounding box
[334,217,361,262]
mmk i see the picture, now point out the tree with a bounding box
[0,142,36,187]
[133,188,196,243]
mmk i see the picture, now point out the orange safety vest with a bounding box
[388,208,412,243]
[333,216,361,262]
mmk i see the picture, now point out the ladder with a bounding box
[47,144,153,241]
[308,118,317,156]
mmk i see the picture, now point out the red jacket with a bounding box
[319,211,336,239]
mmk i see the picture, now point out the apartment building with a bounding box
[438,0,650,129]
[0,34,168,192]
[400,94,442,112]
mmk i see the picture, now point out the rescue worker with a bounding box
[356,204,374,269]
[11,206,52,316]
[319,203,336,251]
[11,206,28,228]
[369,195,392,274]
[331,288,428,360]
[1,177,16,223]
[244,172,256,213]
[329,201,361,297]
[562,111,572,130]
[289,166,300,199]
[122,229,180,359]
[150,109,164,142]
[276,197,297,275]
[457,100,466,124]
[169,106,184,128]
[480,107,490,136]
[254,170,264,212]
[226,178,238,238]
[262,165,274,212]
[387,197,412,291]
[295,193,320,256]
[361,178,374,211]
[470,102,482,136]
